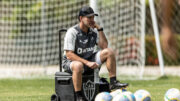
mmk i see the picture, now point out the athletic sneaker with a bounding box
[76,95,86,101]
[110,80,128,90]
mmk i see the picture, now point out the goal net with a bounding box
[0,0,166,77]
[96,0,145,66]
[92,0,146,77]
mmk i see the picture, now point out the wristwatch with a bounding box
[97,28,103,32]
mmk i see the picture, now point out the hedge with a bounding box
[145,34,180,66]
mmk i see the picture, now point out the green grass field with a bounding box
[0,76,180,101]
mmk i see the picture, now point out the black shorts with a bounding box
[62,53,97,75]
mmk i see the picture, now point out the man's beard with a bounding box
[83,21,90,28]
[83,20,94,28]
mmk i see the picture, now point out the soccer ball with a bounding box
[124,91,136,101]
[110,89,127,98]
[112,91,134,101]
[134,89,151,101]
[95,92,113,101]
[164,88,180,101]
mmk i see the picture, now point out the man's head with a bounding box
[78,6,98,28]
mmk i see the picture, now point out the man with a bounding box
[63,6,128,101]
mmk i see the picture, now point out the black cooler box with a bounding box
[52,72,110,101]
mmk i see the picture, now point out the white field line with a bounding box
[0,65,180,78]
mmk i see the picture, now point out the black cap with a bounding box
[79,6,98,17]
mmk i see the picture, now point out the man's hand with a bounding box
[86,61,99,69]
[90,21,100,29]
[90,21,108,49]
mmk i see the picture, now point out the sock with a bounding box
[75,91,82,97]
[110,76,116,84]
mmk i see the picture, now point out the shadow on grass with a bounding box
[157,75,169,80]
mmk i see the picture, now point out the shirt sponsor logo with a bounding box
[77,47,95,54]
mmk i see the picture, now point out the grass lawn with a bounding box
[0,78,54,101]
[0,76,180,101]
[125,76,180,101]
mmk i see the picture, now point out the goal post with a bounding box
[140,0,146,78]
[149,0,165,76]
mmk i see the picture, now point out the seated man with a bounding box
[62,6,128,101]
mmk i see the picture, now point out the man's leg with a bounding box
[71,61,85,101]
[161,0,178,60]
[99,48,128,90]
[99,48,116,77]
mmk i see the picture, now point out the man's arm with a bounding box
[98,29,108,49]
[66,50,99,69]
[94,23,108,49]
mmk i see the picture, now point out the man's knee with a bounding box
[102,48,115,57]
[71,61,84,73]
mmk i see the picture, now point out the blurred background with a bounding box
[0,0,180,78]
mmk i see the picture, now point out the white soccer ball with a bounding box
[134,89,151,101]
[164,88,180,101]
[95,92,113,101]
[110,89,127,98]
[112,91,133,101]
[124,91,136,101]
